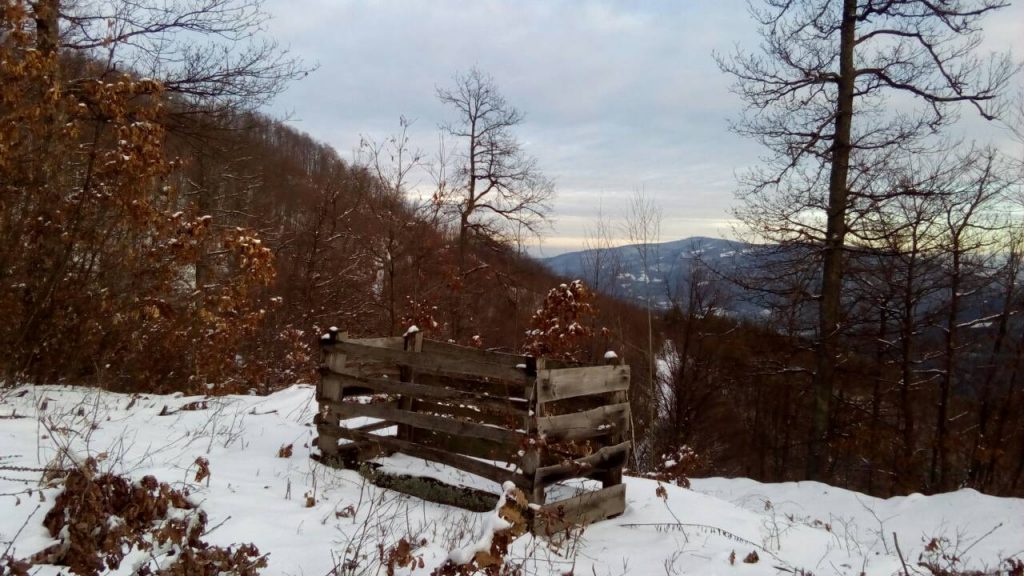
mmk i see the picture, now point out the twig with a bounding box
[621,522,793,569]
[1,503,41,559]
[960,523,1003,558]
[893,532,910,576]
[201,515,232,537]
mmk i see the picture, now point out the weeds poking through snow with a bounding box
[193,457,211,485]
[4,386,1024,575]
[912,524,1021,576]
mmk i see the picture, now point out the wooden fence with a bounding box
[314,328,631,531]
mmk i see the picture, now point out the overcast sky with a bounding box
[263,0,1024,256]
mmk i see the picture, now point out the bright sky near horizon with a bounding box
[263,0,1024,257]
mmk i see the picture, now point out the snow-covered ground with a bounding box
[1,385,1021,575]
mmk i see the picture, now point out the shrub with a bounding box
[27,458,266,575]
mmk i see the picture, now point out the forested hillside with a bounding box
[4,6,657,358]
[0,0,654,454]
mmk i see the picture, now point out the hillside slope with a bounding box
[1,385,1021,575]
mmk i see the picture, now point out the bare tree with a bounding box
[578,204,624,361]
[663,239,730,452]
[929,148,1015,490]
[436,67,554,339]
[358,117,426,334]
[581,204,624,298]
[855,159,954,491]
[719,0,1017,480]
[51,0,308,117]
[623,189,661,466]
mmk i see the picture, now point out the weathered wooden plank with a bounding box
[324,339,530,384]
[521,358,544,502]
[416,372,529,400]
[536,402,631,442]
[322,371,527,415]
[328,398,400,413]
[324,351,349,375]
[373,336,409,348]
[415,399,520,429]
[351,419,395,434]
[317,422,531,490]
[317,373,343,402]
[395,331,422,442]
[541,395,607,414]
[419,339,529,367]
[602,389,631,481]
[314,412,337,456]
[324,436,387,465]
[535,441,631,486]
[317,351,348,457]
[336,336,576,372]
[317,335,634,513]
[534,484,626,535]
[322,400,524,446]
[537,365,630,404]
[417,430,518,462]
[361,466,500,512]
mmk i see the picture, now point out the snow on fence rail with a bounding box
[314,328,630,531]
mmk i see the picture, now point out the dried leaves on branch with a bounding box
[0,1,275,392]
[523,280,601,362]
[31,458,266,575]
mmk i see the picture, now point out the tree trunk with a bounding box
[452,212,470,340]
[991,332,1024,492]
[932,248,959,491]
[898,253,918,490]
[808,0,856,481]
[673,312,694,445]
[451,122,477,342]
[33,0,59,57]
[867,306,887,493]
[968,249,1017,489]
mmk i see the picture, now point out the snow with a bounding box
[2,385,1022,575]
[448,481,517,565]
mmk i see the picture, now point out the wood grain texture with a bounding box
[537,365,630,404]
[324,339,529,384]
[322,400,524,445]
[316,421,531,490]
[534,484,626,534]
[535,441,631,486]
[536,402,630,441]
[321,371,527,415]
[315,335,632,512]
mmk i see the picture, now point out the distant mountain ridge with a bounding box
[539,236,760,316]
[540,235,1005,325]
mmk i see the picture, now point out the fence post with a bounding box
[317,328,347,460]
[522,357,546,504]
[398,330,424,442]
[599,356,628,488]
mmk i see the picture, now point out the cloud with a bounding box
[263,0,1023,253]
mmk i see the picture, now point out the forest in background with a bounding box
[2,0,1024,504]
